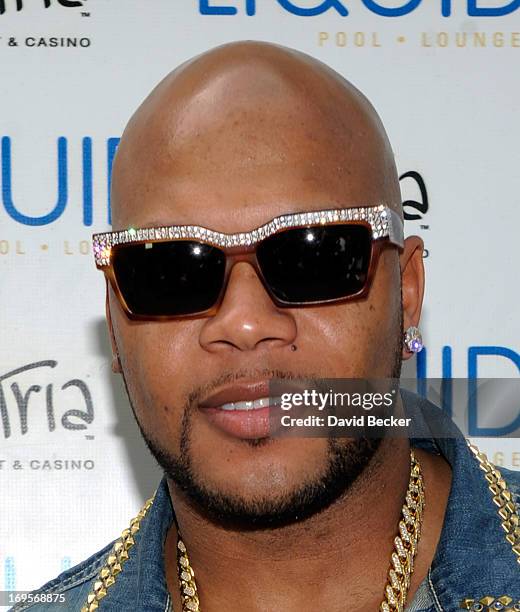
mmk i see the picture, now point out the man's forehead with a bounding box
[111,42,400,231]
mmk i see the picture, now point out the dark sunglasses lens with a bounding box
[112,241,225,316]
[257,224,372,303]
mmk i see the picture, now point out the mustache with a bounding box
[183,367,324,411]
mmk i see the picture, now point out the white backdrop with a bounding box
[1,0,519,596]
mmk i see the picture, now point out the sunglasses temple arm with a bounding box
[388,209,405,249]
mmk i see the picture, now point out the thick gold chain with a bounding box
[380,449,425,612]
[175,450,425,612]
[176,539,201,612]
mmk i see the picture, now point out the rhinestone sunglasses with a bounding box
[92,204,404,320]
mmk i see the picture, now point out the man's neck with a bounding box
[163,437,451,612]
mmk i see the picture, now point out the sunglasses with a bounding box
[92,205,404,320]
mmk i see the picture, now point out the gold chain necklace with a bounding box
[80,443,520,612]
[175,450,425,612]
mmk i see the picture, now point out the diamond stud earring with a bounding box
[404,326,424,353]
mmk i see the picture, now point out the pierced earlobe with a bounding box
[404,326,424,353]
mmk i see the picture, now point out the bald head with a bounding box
[111,41,401,231]
[105,43,425,529]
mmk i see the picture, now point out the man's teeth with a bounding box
[220,397,271,411]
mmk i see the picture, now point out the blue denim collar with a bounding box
[92,477,173,611]
[406,390,520,609]
[98,391,520,611]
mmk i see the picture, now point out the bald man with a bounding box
[17,42,520,612]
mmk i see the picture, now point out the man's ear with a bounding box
[400,235,425,360]
[105,279,122,374]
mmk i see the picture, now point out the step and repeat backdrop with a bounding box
[1,0,519,596]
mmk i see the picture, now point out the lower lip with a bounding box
[200,406,271,439]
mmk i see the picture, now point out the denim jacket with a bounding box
[11,391,520,612]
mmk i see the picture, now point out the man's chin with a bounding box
[152,436,382,530]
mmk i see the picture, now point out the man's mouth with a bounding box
[198,381,277,439]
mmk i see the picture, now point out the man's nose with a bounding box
[198,261,297,353]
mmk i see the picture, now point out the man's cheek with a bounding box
[132,383,185,446]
